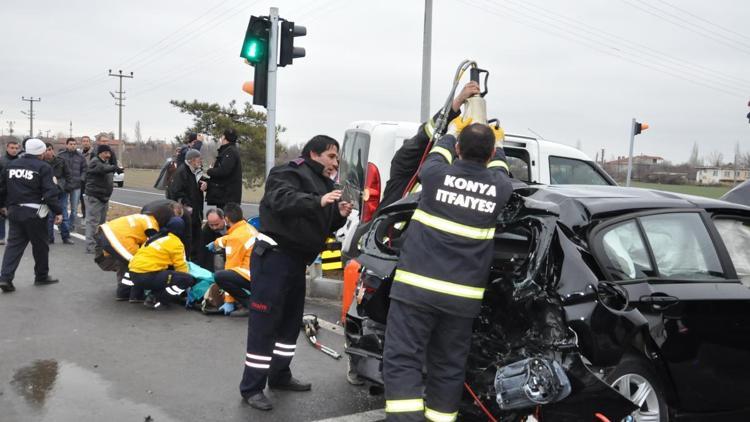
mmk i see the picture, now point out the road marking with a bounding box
[109,199,141,208]
[313,409,385,422]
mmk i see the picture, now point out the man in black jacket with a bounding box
[0,140,21,245]
[240,135,352,411]
[206,129,242,209]
[84,144,122,254]
[59,138,86,231]
[0,138,63,292]
[44,143,73,244]
[167,149,204,260]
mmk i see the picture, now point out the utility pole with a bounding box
[626,118,636,187]
[265,7,279,177]
[420,0,433,122]
[69,121,73,138]
[21,96,41,137]
[7,121,15,136]
[108,69,134,158]
[45,129,51,140]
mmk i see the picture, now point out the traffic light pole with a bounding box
[420,0,432,122]
[265,7,279,177]
[626,117,636,187]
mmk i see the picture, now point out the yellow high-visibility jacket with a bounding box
[129,233,189,274]
[213,220,257,303]
[101,214,159,261]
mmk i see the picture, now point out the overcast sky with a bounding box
[1,0,748,163]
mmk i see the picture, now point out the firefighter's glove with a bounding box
[219,302,235,315]
[447,116,473,137]
[489,122,505,145]
[206,242,216,253]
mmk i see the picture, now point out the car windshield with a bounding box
[714,218,750,286]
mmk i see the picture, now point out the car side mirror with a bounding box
[595,281,630,312]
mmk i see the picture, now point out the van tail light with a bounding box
[361,162,381,223]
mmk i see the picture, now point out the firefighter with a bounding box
[240,135,352,411]
[378,81,481,210]
[0,139,63,292]
[383,122,513,422]
[127,216,196,309]
[211,202,257,315]
[94,199,182,301]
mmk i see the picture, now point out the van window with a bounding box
[503,148,531,182]
[549,156,610,185]
[339,131,370,193]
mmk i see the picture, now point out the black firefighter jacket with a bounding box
[0,155,63,221]
[378,107,461,210]
[389,134,513,318]
[259,157,347,264]
[206,142,242,205]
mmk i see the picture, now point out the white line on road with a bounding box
[313,409,385,422]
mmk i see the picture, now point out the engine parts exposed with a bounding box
[495,357,571,410]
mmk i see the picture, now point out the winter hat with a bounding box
[165,216,185,236]
[97,144,112,155]
[185,149,201,161]
[25,138,46,155]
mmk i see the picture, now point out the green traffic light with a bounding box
[242,39,264,63]
[240,16,269,64]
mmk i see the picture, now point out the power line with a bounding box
[653,0,750,42]
[623,0,750,55]
[459,0,746,98]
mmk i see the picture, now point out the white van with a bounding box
[338,120,615,225]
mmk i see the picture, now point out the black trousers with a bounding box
[214,269,250,307]
[0,215,50,282]
[240,247,306,397]
[382,299,474,422]
[130,270,196,303]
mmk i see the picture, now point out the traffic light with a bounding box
[241,16,270,107]
[634,121,649,135]
[279,21,306,67]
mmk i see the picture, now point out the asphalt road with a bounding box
[110,186,261,218]
[0,220,384,421]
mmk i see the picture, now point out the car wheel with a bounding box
[606,356,669,422]
[116,182,123,187]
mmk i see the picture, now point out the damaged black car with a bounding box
[344,185,750,421]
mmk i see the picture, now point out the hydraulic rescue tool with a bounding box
[301,314,341,360]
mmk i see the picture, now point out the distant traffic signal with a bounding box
[634,121,649,135]
[240,16,271,107]
[279,21,306,67]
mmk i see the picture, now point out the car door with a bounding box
[595,210,750,412]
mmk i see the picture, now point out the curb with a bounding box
[306,264,343,300]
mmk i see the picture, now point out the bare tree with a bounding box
[134,121,143,143]
[741,152,750,168]
[705,151,724,167]
[688,142,701,167]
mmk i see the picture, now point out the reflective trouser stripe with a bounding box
[394,269,485,300]
[430,146,453,164]
[385,398,424,413]
[425,408,458,422]
[412,209,495,240]
[487,159,509,172]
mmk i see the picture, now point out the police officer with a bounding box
[240,135,352,411]
[383,123,512,422]
[0,138,63,292]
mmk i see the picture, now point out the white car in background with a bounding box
[114,165,125,187]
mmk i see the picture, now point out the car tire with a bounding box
[606,355,669,422]
[116,182,123,187]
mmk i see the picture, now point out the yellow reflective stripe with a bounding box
[425,407,458,422]
[430,146,453,164]
[423,119,435,138]
[487,160,509,172]
[101,224,134,261]
[412,209,495,240]
[394,269,485,300]
[385,399,424,413]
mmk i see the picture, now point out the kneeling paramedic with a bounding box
[211,202,257,315]
[127,216,196,309]
[383,122,512,421]
[240,135,352,411]
[95,199,182,301]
